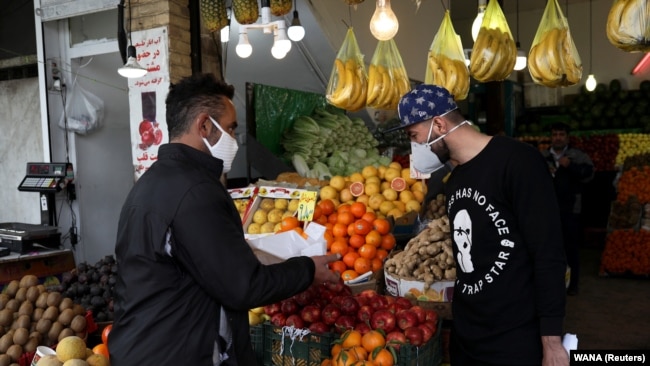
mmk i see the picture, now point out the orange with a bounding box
[92,343,110,359]
[350,202,367,219]
[330,260,347,274]
[343,251,360,269]
[335,349,359,366]
[338,203,352,215]
[342,330,363,348]
[349,234,366,249]
[369,348,394,366]
[321,359,333,366]
[376,248,389,261]
[281,216,300,231]
[331,240,349,256]
[380,234,397,251]
[319,199,335,216]
[350,346,368,362]
[331,344,343,359]
[353,257,371,274]
[353,219,372,236]
[316,215,329,226]
[337,211,355,226]
[333,223,349,238]
[341,269,359,281]
[361,212,377,224]
[313,205,323,221]
[358,244,377,260]
[373,218,391,235]
[361,330,386,353]
[328,213,339,225]
[371,257,383,272]
[365,230,382,248]
[101,324,112,345]
[324,230,335,249]
[348,223,357,237]
[349,182,365,197]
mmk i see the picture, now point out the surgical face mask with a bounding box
[410,120,470,174]
[203,116,239,173]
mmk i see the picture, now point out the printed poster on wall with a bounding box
[127,26,170,181]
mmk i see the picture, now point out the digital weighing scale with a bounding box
[0,222,61,254]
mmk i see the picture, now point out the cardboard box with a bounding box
[384,269,454,302]
[228,186,257,224]
[243,186,311,238]
[0,249,75,289]
[247,222,327,264]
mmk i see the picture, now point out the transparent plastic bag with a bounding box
[425,10,470,101]
[58,79,104,135]
[469,0,516,82]
[366,39,410,110]
[607,0,650,52]
[528,0,582,87]
[326,28,367,112]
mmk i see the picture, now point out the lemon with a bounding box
[405,200,421,213]
[274,223,282,233]
[401,168,417,186]
[411,181,427,194]
[252,209,268,224]
[267,209,284,223]
[384,168,401,183]
[356,194,370,206]
[368,193,385,211]
[399,190,415,204]
[387,208,405,219]
[247,223,262,234]
[361,165,379,179]
[329,176,347,191]
[349,172,365,183]
[382,188,398,201]
[282,210,294,219]
[365,182,381,196]
[274,198,288,210]
[261,222,276,234]
[260,198,275,211]
[412,190,425,203]
[393,200,406,212]
[319,185,338,201]
[389,162,403,171]
[377,165,387,179]
[365,176,381,186]
[288,199,300,212]
[379,200,396,215]
[339,188,354,204]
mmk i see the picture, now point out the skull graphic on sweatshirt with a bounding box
[453,209,474,273]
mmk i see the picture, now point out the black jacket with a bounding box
[109,143,315,365]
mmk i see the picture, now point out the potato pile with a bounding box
[385,215,457,288]
[0,275,88,365]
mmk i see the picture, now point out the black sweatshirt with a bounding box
[445,136,567,364]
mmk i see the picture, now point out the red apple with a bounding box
[271,313,287,327]
[286,314,305,329]
[396,309,419,330]
[418,323,434,343]
[325,279,346,293]
[322,304,342,325]
[354,295,369,306]
[425,309,439,323]
[139,120,153,135]
[354,322,371,335]
[308,322,330,334]
[358,289,378,300]
[300,305,321,324]
[334,315,356,334]
[357,305,373,323]
[409,305,426,324]
[369,295,388,311]
[281,299,299,315]
[370,309,396,333]
[340,296,360,315]
[264,303,281,316]
[385,330,407,351]
[293,288,314,306]
[395,297,413,310]
[422,320,438,334]
[404,326,424,346]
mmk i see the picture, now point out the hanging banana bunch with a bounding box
[606,0,650,52]
[527,0,582,87]
[200,0,229,33]
[366,39,411,110]
[469,0,516,83]
[327,28,368,112]
[270,0,292,16]
[232,0,259,25]
[425,10,470,101]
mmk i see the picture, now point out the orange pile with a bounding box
[322,329,396,366]
[313,199,397,281]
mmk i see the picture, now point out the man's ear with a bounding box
[432,116,448,135]
[195,113,212,138]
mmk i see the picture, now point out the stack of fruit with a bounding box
[247,198,301,235]
[318,162,427,221]
[35,335,109,366]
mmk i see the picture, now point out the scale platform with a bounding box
[0,222,61,254]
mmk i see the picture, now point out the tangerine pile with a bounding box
[313,199,397,281]
[322,329,396,366]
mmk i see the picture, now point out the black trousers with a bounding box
[560,211,582,291]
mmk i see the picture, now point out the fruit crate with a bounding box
[394,319,443,366]
[251,323,336,366]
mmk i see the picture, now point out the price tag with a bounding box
[297,191,318,222]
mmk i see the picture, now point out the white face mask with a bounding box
[203,116,239,174]
[411,120,470,174]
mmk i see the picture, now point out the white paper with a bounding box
[562,333,578,353]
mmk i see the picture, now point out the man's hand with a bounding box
[541,336,569,366]
[311,253,341,285]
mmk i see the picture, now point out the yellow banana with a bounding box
[368,65,386,108]
[471,28,499,81]
[330,58,347,99]
[327,59,355,107]
[561,29,582,86]
[349,67,367,111]
[366,64,380,105]
[376,69,395,109]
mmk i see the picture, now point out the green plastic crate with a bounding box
[251,323,336,366]
[395,320,443,366]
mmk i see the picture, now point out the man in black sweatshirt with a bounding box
[389,84,569,365]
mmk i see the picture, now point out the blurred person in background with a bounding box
[541,122,595,296]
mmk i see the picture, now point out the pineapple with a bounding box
[232,0,259,25]
[270,0,292,16]
[200,0,228,33]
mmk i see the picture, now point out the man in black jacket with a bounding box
[109,73,340,365]
[542,122,594,296]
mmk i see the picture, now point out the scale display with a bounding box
[18,162,70,193]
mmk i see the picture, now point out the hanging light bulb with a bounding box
[288,10,305,41]
[118,45,147,78]
[585,74,597,91]
[585,0,597,91]
[471,0,487,42]
[235,31,253,58]
[513,3,526,71]
[275,25,292,54]
[220,24,230,43]
[369,0,399,41]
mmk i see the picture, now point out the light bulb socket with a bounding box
[288,11,305,42]
[118,45,148,78]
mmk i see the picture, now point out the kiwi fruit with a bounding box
[70,315,87,333]
[48,321,64,342]
[19,275,39,288]
[4,300,18,313]
[36,318,52,335]
[36,292,49,309]
[58,298,73,312]
[0,354,10,366]
[58,309,74,326]
[5,281,19,298]
[12,327,28,346]
[0,309,12,327]
[0,294,9,309]
[15,314,31,329]
[46,292,62,308]
[18,301,33,317]
[57,328,74,342]
[14,288,27,303]
[43,306,59,321]
[6,344,22,362]
[24,335,39,353]
[36,284,46,294]
[26,286,40,303]
[33,307,44,322]
[0,332,13,353]
[71,304,85,317]
[29,331,42,343]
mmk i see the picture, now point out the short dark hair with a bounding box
[549,122,570,134]
[165,73,235,140]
